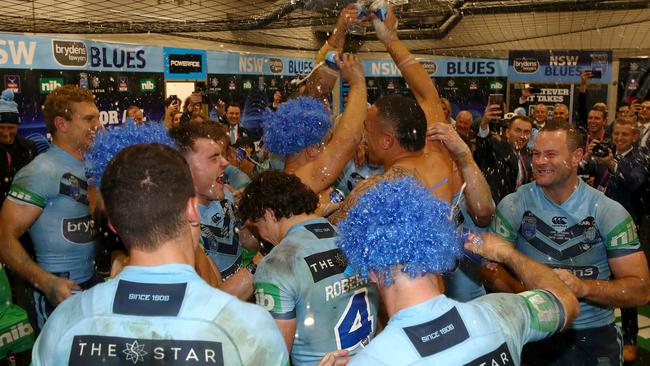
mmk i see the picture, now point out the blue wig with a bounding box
[85,121,177,187]
[262,96,331,156]
[337,177,462,284]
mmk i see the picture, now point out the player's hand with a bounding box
[337,53,365,86]
[372,5,398,43]
[553,269,589,298]
[339,3,364,28]
[464,232,514,264]
[44,274,80,306]
[317,349,351,366]
[427,122,471,163]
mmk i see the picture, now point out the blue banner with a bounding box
[207,51,316,76]
[508,50,612,83]
[164,47,206,80]
[0,33,163,72]
[361,58,508,77]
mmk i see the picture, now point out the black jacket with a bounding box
[0,137,38,206]
[605,147,648,221]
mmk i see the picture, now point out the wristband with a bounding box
[246,262,257,275]
[397,55,418,70]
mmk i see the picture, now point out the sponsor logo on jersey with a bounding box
[521,214,537,240]
[69,335,224,365]
[62,215,97,243]
[0,321,33,348]
[520,290,561,333]
[113,280,186,316]
[551,216,567,226]
[402,307,470,358]
[304,222,337,239]
[304,248,347,283]
[254,282,283,313]
[606,217,639,249]
[59,173,89,205]
[548,264,599,279]
[464,343,514,366]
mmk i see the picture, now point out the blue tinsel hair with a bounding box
[262,96,331,156]
[85,121,177,187]
[337,177,463,285]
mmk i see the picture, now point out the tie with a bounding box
[516,153,527,188]
[230,127,236,145]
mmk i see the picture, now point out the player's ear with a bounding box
[368,270,379,284]
[263,208,277,223]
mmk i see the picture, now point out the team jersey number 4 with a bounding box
[334,289,374,350]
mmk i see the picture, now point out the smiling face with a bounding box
[63,101,101,154]
[506,118,533,151]
[0,123,18,145]
[184,138,229,203]
[587,109,606,134]
[612,122,638,153]
[532,130,581,190]
[533,104,548,124]
[226,105,241,127]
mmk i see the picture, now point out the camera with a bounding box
[592,142,611,158]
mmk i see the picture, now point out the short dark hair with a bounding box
[508,115,533,129]
[590,105,608,119]
[169,121,227,154]
[164,95,181,108]
[100,143,195,251]
[540,120,583,152]
[374,95,426,152]
[238,170,318,222]
[226,103,241,113]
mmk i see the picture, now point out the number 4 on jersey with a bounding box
[334,289,374,350]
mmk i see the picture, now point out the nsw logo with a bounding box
[513,58,539,74]
[52,40,87,67]
[268,58,283,74]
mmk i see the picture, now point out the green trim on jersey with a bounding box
[605,217,639,250]
[8,184,46,208]
[254,282,283,313]
[492,210,516,242]
[520,290,561,333]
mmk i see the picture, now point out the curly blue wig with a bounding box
[262,96,331,156]
[85,121,177,187]
[337,177,462,285]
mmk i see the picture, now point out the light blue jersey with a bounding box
[199,190,242,279]
[32,264,289,366]
[349,291,565,366]
[444,193,487,302]
[224,165,251,190]
[7,145,98,283]
[492,180,640,329]
[254,217,379,366]
[333,160,384,197]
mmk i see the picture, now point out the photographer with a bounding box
[475,103,533,203]
[579,105,612,189]
[163,95,181,128]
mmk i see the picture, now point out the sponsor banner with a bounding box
[361,58,507,77]
[4,74,20,92]
[0,32,162,72]
[508,50,612,83]
[164,47,206,80]
[618,58,650,105]
[207,51,316,76]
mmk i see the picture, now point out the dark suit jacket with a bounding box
[1,137,38,206]
[605,148,648,221]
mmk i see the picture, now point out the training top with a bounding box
[492,180,640,329]
[32,264,289,366]
[254,217,380,366]
[349,291,565,366]
[8,145,98,283]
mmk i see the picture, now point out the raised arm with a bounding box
[295,53,368,194]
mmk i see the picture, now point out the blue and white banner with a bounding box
[207,51,316,76]
[361,58,508,77]
[164,47,206,80]
[508,50,612,83]
[0,33,163,72]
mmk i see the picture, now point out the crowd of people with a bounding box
[0,4,649,366]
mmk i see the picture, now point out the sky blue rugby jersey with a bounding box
[199,190,243,279]
[254,217,380,366]
[7,145,98,283]
[333,160,384,197]
[223,165,251,190]
[491,179,640,329]
[444,192,488,302]
[32,264,289,366]
[349,291,565,366]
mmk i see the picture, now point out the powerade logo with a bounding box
[268,58,283,73]
[52,40,87,67]
[168,54,202,74]
[40,77,63,94]
[140,79,155,92]
[513,58,539,73]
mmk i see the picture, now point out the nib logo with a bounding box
[40,78,63,94]
[140,79,155,92]
[0,321,34,347]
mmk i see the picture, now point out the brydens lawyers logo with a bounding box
[419,60,437,75]
[513,58,539,73]
[52,40,87,67]
[268,58,283,73]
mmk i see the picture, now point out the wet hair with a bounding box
[169,121,227,154]
[540,120,583,151]
[590,105,608,120]
[43,85,95,134]
[613,117,638,132]
[374,95,426,152]
[238,170,318,222]
[100,143,195,251]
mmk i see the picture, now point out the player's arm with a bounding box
[194,245,223,288]
[0,200,79,306]
[554,252,650,307]
[329,174,382,225]
[275,319,298,353]
[428,122,494,226]
[295,53,367,194]
[466,233,580,330]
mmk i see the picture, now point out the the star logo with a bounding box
[123,340,147,364]
[334,251,348,268]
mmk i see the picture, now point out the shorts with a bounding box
[522,323,623,366]
[33,272,103,330]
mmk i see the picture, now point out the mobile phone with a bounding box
[587,70,602,78]
[525,84,542,94]
[488,93,504,106]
